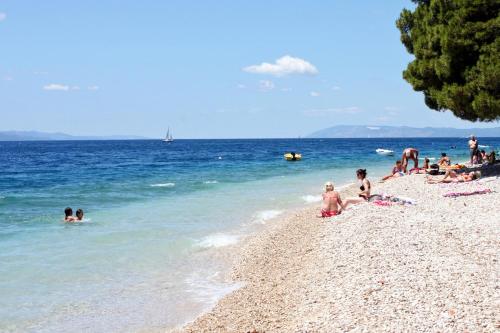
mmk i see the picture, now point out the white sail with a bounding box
[163,127,174,142]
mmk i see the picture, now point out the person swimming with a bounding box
[342,169,372,210]
[401,148,419,173]
[76,208,84,221]
[319,181,343,217]
[64,207,76,222]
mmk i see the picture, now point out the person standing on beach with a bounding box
[401,148,419,173]
[319,182,343,217]
[469,135,478,164]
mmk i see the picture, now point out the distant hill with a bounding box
[308,125,500,138]
[0,131,149,141]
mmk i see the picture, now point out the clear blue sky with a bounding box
[0,1,498,138]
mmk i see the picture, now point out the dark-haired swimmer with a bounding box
[76,209,84,221]
[64,207,76,222]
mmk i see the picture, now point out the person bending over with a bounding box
[320,182,343,217]
[342,169,372,210]
[401,148,419,173]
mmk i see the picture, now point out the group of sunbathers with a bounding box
[320,141,493,217]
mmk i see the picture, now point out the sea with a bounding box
[1,138,499,332]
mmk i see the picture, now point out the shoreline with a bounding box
[177,171,499,332]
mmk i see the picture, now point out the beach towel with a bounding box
[371,194,416,206]
[443,189,491,198]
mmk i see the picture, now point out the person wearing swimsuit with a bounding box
[320,181,343,217]
[438,153,451,166]
[401,148,419,173]
[342,169,371,210]
[382,160,404,180]
[468,135,478,165]
[427,170,481,184]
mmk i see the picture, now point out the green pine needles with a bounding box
[397,0,500,121]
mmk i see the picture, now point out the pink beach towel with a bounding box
[443,189,491,198]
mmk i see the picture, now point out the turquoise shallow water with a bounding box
[0,138,498,332]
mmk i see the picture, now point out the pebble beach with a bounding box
[180,171,500,332]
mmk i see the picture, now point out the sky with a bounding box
[0,0,498,138]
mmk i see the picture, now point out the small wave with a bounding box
[478,145,489,148]
[203,180,218,184]
[254,210,284,224]
[197,234,239,248]
[301,195,322,203]
[419,157,436,160]
[150,183,175,187]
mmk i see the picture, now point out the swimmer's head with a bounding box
[441,153,447,157]
[64,207,73,217]
[76,208,84,220]
[396,160,402,165]
[324,181,334,191]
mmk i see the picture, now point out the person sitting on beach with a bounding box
[342,169,372,210]
[64,207,76,222]
[76,209,84,221]
[319,182,343,218]
[426,170,481,184]
[401,148,418,173]
[480,150,487,163]
[438,153,451,166]
[409,157,431,174]
[487,151,496,164]
[472,154,478,165]
[423,157,430,170]
[382,160,404,180]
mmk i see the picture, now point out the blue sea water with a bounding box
[0,138,498,332]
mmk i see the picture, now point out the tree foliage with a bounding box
[396,0,500,121]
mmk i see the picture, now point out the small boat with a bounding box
[163,128,174,143]
[376,148,394,156]
[284,152,301,161]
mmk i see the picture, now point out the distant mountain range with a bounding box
[0,131,148,141]
[308,125,500,138]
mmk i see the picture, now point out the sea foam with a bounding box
[197,234,239,248]
[203,180,218,184]
[150,183,175,187]
[301,195,322,203]
[254,210,284,224]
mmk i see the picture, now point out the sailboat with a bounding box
[163,128,174,143]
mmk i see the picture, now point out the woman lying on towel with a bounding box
[426,170,481,184]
